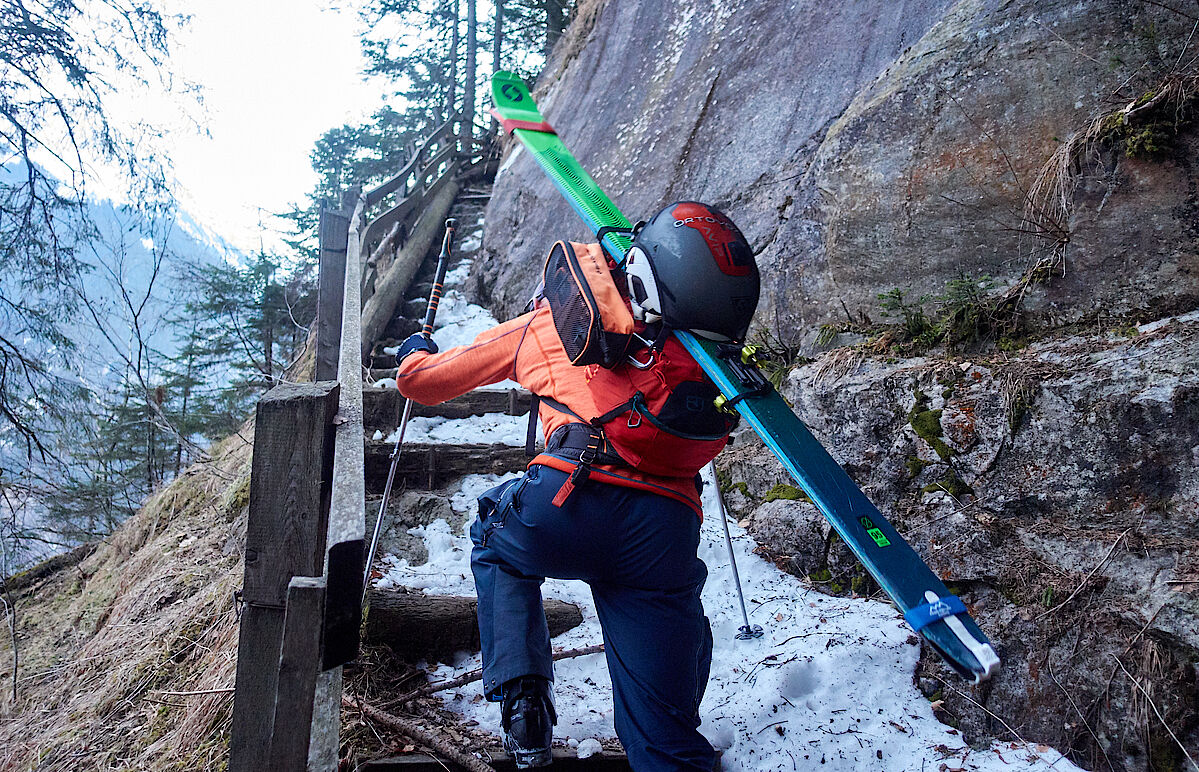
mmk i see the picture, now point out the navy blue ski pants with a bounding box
[470,464,716,772]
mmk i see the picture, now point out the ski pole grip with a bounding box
[421,219,457,336]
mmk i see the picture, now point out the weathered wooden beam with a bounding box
[324,194,367,672]
[268,577,327,770]
[364,117,459,208]
[242,381,339,607]
[361,179,460,360]
[229,606,286,772]
[363,387,531,430]
[316,208,350,382]
[363,441,528,492]
[361,750,632,771]
[230,381,338,772]
[365,588,582,663]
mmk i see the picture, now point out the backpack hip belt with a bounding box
[541,422,627,507]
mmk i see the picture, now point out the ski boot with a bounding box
[500,675,556,768]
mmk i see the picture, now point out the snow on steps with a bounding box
[361,749,632,770]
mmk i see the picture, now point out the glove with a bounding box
[396,332,438,365]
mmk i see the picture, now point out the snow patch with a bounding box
[377,468,1082,771]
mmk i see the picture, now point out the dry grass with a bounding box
[0,427,254,772]
[1024,71,1199,269]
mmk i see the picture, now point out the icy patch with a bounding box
[459,232,483,252]
[576,739,602,759]
[497,144,524,177]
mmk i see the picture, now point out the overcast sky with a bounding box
[154,1,389,253]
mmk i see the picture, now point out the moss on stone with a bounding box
[921,472,974,499]
[764,483,808,502]
[905,457,930,478]
[219,473,252,521]
[850,574,874,596]
[908,391,952,460]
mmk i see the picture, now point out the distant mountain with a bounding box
[0,161,248,571]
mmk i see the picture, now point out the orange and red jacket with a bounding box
[396,304,710,515]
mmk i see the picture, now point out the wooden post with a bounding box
[229,381,339,772]
[317,208,350,382]
[323,195,367,671]
[268,577,327,770]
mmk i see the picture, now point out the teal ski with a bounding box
[491,71,1000,683]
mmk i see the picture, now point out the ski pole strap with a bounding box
[490,108,556,136]
[903,594,968,633]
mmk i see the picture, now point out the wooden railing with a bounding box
[361,115,494,308]
[229,114,494,771]
[228,191,367,771]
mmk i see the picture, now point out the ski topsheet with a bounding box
[491,72,1000,683]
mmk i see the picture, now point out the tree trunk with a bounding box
[463,0,477,142]
[491,0,503,134]
[543,0,568,60]
[365,587,583,663]
[446,0,459,122]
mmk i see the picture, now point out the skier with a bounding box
[394,201,759,771]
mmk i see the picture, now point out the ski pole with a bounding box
[363,218,458,601]
[707,461,764,640]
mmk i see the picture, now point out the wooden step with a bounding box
[361,749,631,771]
[363,589,583,662]
[364,440,529,491]
[364,387,532,430]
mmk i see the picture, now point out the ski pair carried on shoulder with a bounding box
[489,71,999,683]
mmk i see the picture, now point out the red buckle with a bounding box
[490,108,556,136]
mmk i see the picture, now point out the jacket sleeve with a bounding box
[394,311,539,405]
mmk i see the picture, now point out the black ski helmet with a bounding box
[624,201,759,341]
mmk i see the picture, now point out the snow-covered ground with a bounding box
[377,469,1079,772]
[373,222,1083,771]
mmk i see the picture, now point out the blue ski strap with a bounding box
[904,594,968,632]
[906,591,1001,682]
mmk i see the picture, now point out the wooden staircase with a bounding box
[229,117,631,771]
[352,189,633,770]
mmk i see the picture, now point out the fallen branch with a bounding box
[149,687,235,697]
[1112,656,1199,772]
[343,695,497,772]
[408,643,606,700]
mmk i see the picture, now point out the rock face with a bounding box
[477,0,1198,345]
[474,0,1199,768]
[718,313,1199,770]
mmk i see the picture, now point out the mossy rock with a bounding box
[763,483,809,503]
[908,390,952,461]
[921,473,974,499]
[905,457,930,478]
